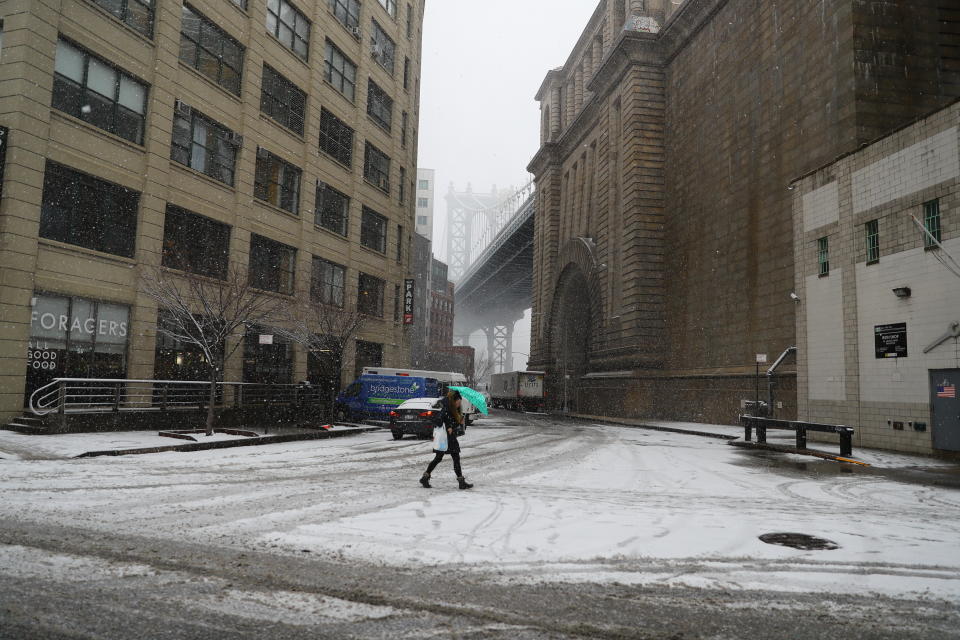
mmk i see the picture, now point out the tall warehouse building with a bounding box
[0,0,425,424]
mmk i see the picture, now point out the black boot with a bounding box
[419,473,431,488]
[458,476,473,490]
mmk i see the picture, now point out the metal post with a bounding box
[112,383,121,412]
[840,429,852,457]
[57,382,67,432]
[161,384,169,412]
[755,362,760,416]
[744,420,752,442]
[796,425,806,449]
[757,424,767,444]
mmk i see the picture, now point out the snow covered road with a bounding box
[1,413,959,638]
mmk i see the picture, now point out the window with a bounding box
[171,106,238,186]
[319,107,354,167]
[324,40,357,101]
[89,0,153,38]
[865,219,879,263]
[924,199,942,247]
[417,215,427,225]
[406,3,413,38]
[260,64,306,134]
[52,39,147,145]
[364,141,391,193]
[370,20,396,74]
[377,0,397,18]
[354,340,382,377]
[329,0,360,29]
[417,197,428,208]
[230,0,247,9]
[254,149,301,214]
[396,224,403,262]
[243,324,292,384]
[399,167,406,204]
[366,79,393,131]
[403,56,410,89]
[315,183,349,235]
[311,257,346,307]
[249,234,296,295]
[162,205,230,279]
[358,273,385,317]
[817,237,829,276]
[40,161,139,257]
[266,0,310,60]
[418,179,429,190]
[179,4,244,95]
[361,206,387,252]
[401,111,408,147]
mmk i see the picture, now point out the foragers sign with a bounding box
[875,323,908,358]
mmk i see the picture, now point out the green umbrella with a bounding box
[448,386,489,415]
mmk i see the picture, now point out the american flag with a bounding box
[938,384,957,399]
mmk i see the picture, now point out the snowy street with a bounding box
[2,413,960,639]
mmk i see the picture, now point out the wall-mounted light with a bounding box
[175,354,184,366]
[892,287,912,299]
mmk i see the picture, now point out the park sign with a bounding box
[403,279,415,324]
[875,323,908,358]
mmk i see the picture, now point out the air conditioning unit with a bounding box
[256,146,270,159]
[174,99,192,117]
[227,131,243,147]
[350,26,361,39]
[316,179,327,190]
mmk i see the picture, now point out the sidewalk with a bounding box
[0,423,380,460]
[568,413,960,471]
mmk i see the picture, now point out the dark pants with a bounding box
[426,451,462,478]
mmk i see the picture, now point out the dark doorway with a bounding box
[308,336,343,403]
[931,369,960,451]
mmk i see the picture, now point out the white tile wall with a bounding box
[802,181,839,232]
[852,127,960,213]
[806,269,846,401]
[856,237,960,404]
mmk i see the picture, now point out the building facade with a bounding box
[415,166,433,240]
[794,101,960,455]
[409,230,431,368]
[0,0,425,424]
[528,0,960,427]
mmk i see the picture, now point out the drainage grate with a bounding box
[759,533,839,551]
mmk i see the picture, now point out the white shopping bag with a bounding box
[432,425,448,452]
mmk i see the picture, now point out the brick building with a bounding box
[0,0,425,424]
[794,101,960,455]
[528,0,960,425]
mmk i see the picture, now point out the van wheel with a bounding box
[334,406,350,423]
[391,430,403,440]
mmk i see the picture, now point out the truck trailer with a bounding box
[489,371,545,411]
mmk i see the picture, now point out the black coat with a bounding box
[438,396,462,454]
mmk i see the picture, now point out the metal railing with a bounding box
[29,378,327,418]
[739,415,854,457]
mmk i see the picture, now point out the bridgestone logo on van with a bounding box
[369,383,417,395]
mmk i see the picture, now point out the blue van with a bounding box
[334,374,441,422]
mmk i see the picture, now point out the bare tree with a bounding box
[140,264,282,435]
[472,351,495,387]
[272,299,366,405]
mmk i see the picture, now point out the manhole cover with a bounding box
[759,533,839,550]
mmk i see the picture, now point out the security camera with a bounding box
[789,292,800,302]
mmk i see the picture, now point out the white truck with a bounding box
[489,371,545,411]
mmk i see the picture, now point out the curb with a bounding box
[727,439,871,465]
[565,413,739,441]
[74,426,382,459]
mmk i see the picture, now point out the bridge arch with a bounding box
[545,237,604,408]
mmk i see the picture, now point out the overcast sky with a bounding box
[418,0,599,259]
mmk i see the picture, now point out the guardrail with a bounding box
[29,378,326,420]
[739,415,854,457]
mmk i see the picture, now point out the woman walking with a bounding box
[420,390,473,490]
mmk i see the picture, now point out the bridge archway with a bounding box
[545,238,604,410]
